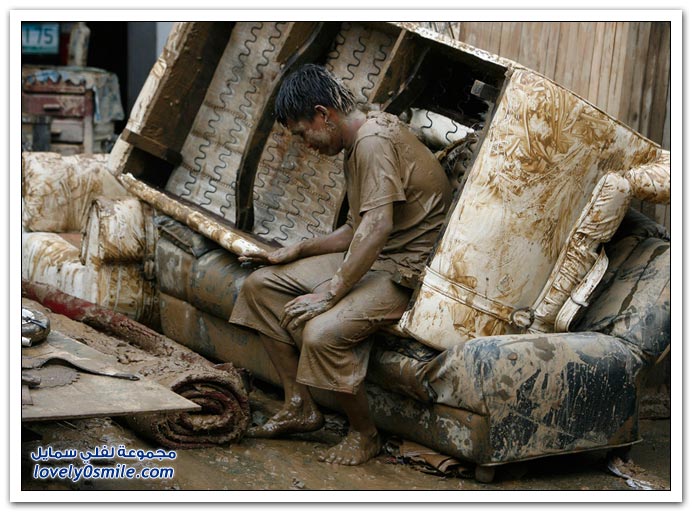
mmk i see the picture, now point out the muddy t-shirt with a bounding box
[344,111,453,287]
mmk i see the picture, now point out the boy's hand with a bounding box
[238,244,302,265]
[280,291,337,329]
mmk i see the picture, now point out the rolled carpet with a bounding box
[22,279,250,448]
[124,364,250,449]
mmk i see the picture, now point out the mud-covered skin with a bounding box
[319,429,381,466]
[247,396,324,438]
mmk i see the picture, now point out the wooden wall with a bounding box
[423,21,671,230]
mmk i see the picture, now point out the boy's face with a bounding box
[286,107,342,157]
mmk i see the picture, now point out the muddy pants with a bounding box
[229,253,411,394]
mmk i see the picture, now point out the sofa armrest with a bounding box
[418,331,645,461]
[22,152,128,233]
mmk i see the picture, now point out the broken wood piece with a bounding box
[120,128,183,166]
[117,173,275,257]
[471,79,500,102]
[22,330,140,380]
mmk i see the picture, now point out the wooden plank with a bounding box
[633,22,653,133]
[518,22,543,71]
[519,21,560,78]
[116,22,231,183]
[475,22,493,52]
[573,22,596,99]
[498,22,523,62]
[540,22,562,80]
[456,22,470,44]
[135,22,230,153]
[21,331,200,422]
[648,22,671,145]
[661,79,671,150]
[587,23,606,105]
[596,22,618,112]
[121,128,183,166]
[276,21,319,63]
[457,22,501,56]
[607,22,629,118]
[638,22,661,141]
[486,22,503,56]
[620,22,651,132]
[613,22,639,126]
[381,47,430,115]
[554,22,578,90]
[457,22,479,48]
[370,28,421,104]
[22,372,200,421]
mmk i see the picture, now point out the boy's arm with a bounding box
[239,223,354,265]
[281,202,393,329]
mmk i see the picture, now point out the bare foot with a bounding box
[318,429,381,465]
[247,402,324,438]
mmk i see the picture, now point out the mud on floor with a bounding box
[21,409,671,492]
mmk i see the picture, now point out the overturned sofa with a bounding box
[21,22,671,482]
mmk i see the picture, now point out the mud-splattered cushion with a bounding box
[575,234,670,362]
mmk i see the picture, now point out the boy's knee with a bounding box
[241,267,273,296]
[302,317,340,351]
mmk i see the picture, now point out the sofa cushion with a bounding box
[575,236,671,361]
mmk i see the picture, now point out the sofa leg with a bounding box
[475,465,496,483]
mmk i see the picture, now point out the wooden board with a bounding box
[573,22,596,99]
[498,22,522,62]
[21,331,200,422]
[21,371,201,422]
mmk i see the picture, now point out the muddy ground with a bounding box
[21,413,671,494]
[19,299,672,495]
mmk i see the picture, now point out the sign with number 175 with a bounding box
[22,23,60,54]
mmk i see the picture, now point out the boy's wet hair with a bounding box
[275,64,356,126]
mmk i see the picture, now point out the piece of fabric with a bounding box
[230,253,411,394]
[344,111,453,286]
